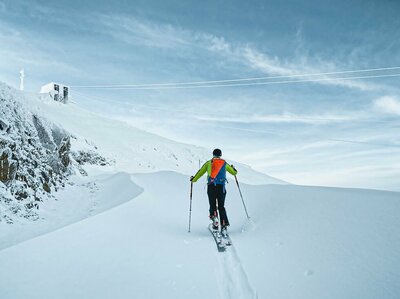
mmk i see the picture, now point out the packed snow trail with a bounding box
[217,244,258,299]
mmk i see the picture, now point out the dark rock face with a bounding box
[72,150,109,166]
[59,137,71,168]
[0,148,17,183]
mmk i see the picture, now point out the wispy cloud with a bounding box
[196,112,356,125]
[0,2,7,14]
[93,14,195,50]
[3,4,399,92]
[0,19,21,37]
[241,47,296,76]
[0,0,76,26]
[205,35,232,52]
[239,47,380,91]
[92,13,383,92]
[94,13,238,54]
[0,31,81,73]
[374,96,400,115]
[199,25,386,92]
[0,18,85,89]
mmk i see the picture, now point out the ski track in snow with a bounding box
[217,242,258,299]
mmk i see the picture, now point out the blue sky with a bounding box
[1,0,400,190]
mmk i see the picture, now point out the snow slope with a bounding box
[1,85,399,299]
[0,171,143,250]
[0,82,284,247]
[26,91,285,185]
[0,171,399,299]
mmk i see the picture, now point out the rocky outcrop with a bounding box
[0,147,17,183]
[72,150,109,166]
[0,84,74,222]
[0,83,113,223]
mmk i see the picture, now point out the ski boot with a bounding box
[221,225,228,237]
[211,216,219,230]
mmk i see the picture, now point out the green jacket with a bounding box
[191,159,237,183]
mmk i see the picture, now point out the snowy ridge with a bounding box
[24,88,285,185]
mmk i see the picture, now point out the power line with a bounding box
[327,139,400,148]
[70,73,400,90]
[70,66,400,89]
[72,90,393,126]
[72,90,399,125]
[74,91,400,148]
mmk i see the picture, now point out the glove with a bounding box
[190,176,194,182]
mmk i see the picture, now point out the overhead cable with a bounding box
[70,66,400,89]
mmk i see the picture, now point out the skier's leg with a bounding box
[217,185,229,227]
[207,184,218,219]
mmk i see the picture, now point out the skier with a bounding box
[190,148,237,236]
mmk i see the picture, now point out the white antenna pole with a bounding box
[19,69,25,91]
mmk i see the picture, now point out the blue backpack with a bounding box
[208,158,227,185]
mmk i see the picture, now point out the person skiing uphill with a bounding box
[190,149,237,235]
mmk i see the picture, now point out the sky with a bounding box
[1,0,400,191]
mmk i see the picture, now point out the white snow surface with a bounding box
[1,85,400,299]
[0,171,399,299]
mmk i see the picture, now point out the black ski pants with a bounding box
[207,184,229,226]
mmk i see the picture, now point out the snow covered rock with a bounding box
[71,149,110,166]
[0,83,107,223]
[0,147,17,182]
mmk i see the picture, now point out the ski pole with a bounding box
[188,181,193,232]
[234,175,250,219]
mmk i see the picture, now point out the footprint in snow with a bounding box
[304,269,315,276]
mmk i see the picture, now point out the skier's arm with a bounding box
[191,161,209,182]
[226,164,238,176]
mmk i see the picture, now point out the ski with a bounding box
[208,224,226,252]
[221,230,232,246]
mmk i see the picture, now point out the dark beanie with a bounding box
[213,148,222,157]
